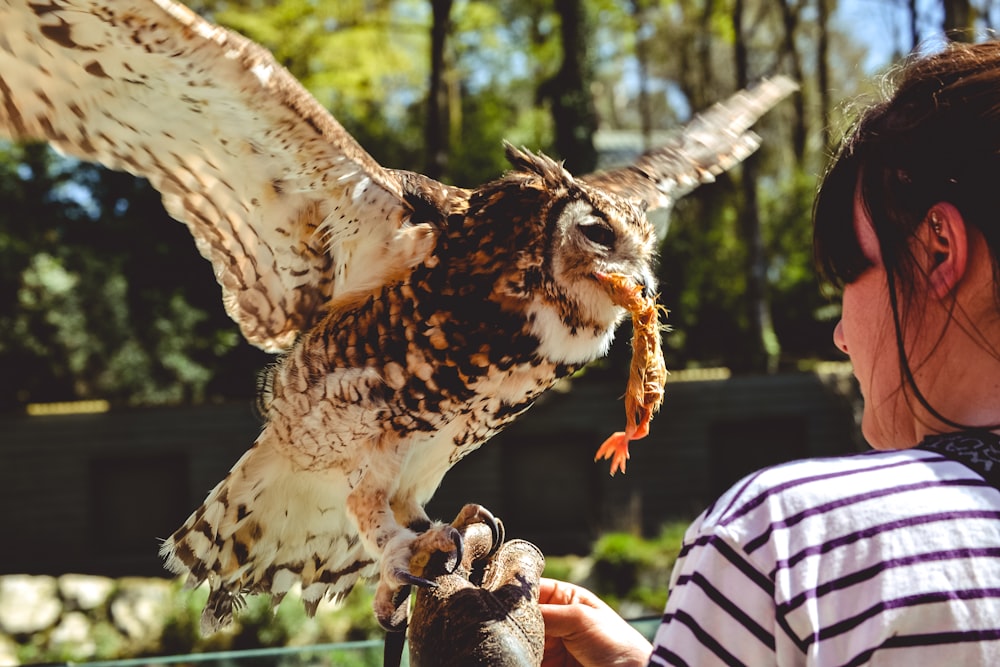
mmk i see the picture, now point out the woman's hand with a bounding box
[538,577,652,667]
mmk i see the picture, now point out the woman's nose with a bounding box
[833,320,848,354]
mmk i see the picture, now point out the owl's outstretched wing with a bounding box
[582,76,798,214]
[0,0,431,352]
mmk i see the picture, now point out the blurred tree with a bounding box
[615,0,869,372]
[776,0,807,161]
[816,0,835,151]
[943,0,974,40]
[0,145,268,409]
[199,0,429,171]
[905,0,919,53]
[628,0,655,150]
[426,0,456,179]
[732,0,779,373]
[539,0,599,172]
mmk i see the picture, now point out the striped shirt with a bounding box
[648,448,1000,666]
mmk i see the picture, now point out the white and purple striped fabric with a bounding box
[648,447,1000,666]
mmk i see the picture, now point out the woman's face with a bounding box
[832,192,916,449]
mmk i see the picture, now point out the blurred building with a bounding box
[0,367,861,577]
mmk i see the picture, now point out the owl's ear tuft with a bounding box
[503,141,574,187]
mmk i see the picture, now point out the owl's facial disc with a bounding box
[520,196,655,365]
[553,198,657,319]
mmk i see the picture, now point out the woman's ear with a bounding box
[922,202,968,299]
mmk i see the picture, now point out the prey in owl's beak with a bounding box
[589,270,669,475]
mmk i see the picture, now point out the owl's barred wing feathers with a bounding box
[583,76,798,213]
[0,0,429,352]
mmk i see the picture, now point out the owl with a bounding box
[0,0,795,632]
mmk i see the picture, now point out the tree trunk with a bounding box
[906,0,919,50]
[777,0,806,163]
[629,0,653,151]
[425,0,453,181]
[816,0,832,151]
[943,0,974,40]
[545,0,598,173]
[734,0,779,373]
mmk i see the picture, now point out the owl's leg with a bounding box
[346,476,463,630]
[390,495,432,533]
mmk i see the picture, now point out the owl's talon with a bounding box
[375,583,413,632]
[450,528,464,572]
[396,571,439,588]
[406,524,464,578]
[374,524,465,629]
[450,503,504,564]
[477,506,503,559]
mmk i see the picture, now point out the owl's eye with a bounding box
[579,222,616,249]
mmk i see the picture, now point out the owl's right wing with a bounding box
[582,76,798,214]
[0,0,432,353]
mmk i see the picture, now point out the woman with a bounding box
[540,40,1000,666]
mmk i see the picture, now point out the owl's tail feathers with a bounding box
[160,440,375,634]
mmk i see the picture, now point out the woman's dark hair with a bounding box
[813,40,1000,431]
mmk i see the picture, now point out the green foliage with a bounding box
[589,523,684,613]
[157,578,383,655]
[451,89,536,186]
[545,520,689,616]
[764,169,839,364]
[89,622,128,661]
[591,532,657,596]
[657,178,751,369]
[540,561,571,585]
[215,0,428,114]
[0,145,268,409]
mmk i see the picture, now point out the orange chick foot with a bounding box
[595,431,631,476]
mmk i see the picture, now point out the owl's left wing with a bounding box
[582,76,798,213]
[0,0,429,353]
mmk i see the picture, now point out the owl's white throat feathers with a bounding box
[525,298,621,365]
[523,200,642,365]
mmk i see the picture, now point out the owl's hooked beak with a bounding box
[634,271,655,299]
[592,270,656,303]
[594,270,654,298]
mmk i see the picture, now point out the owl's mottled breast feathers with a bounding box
[268,154,587,454]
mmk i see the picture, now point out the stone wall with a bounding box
[0,574,171,664]
[0,574,382,665]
